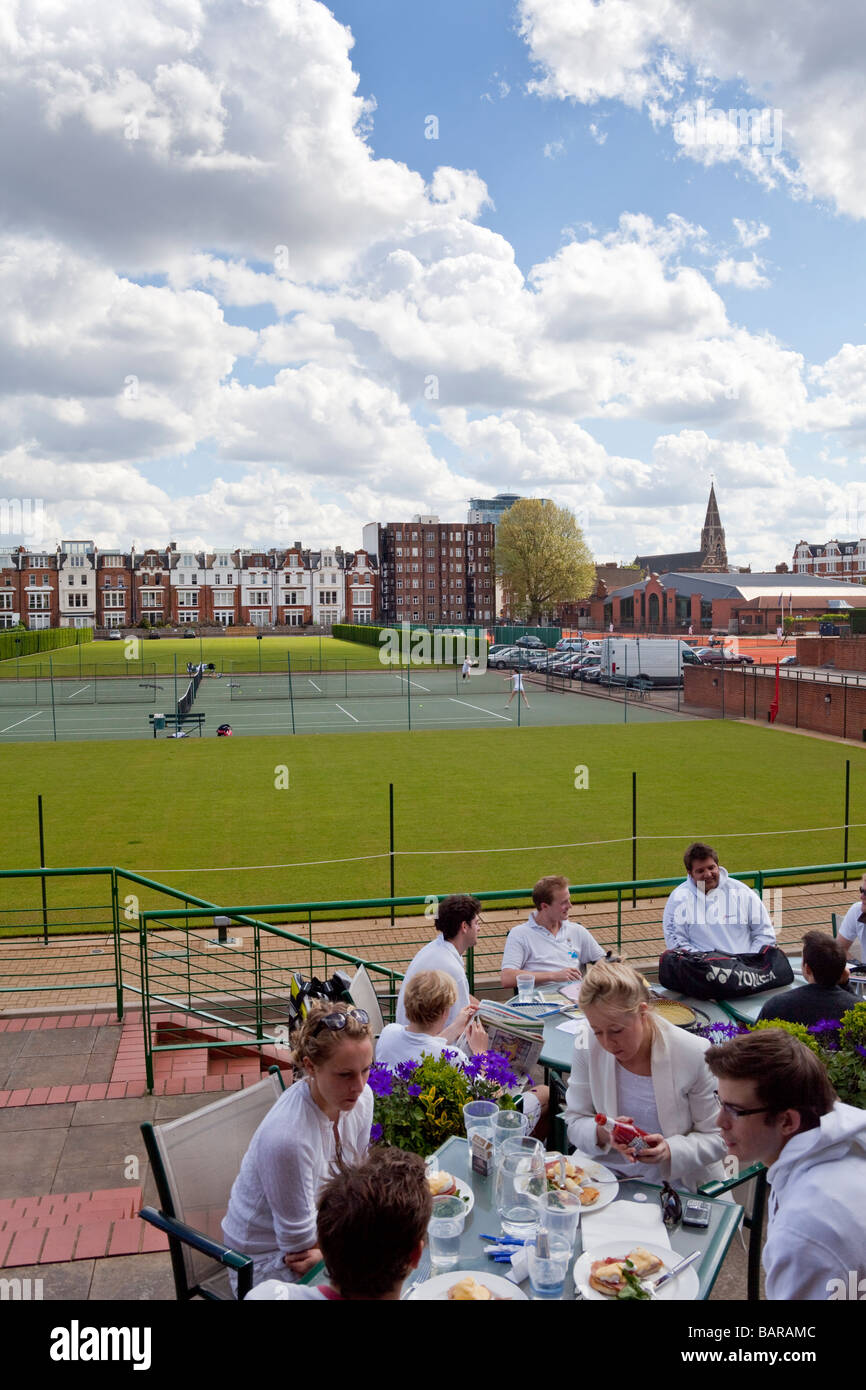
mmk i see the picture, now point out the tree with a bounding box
[495,499,595,624]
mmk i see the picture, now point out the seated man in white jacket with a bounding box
[564,960,726,1192]
[662,841,776,955]
[706,1029,866,1301]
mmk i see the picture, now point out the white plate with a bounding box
[544,1152,619,1213]
[406,1270,528,1301]
[428,1174,475,1215]
[574,1240,700,1301]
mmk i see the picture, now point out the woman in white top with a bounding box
[222,1001,374,1292]
[376,971,488,1068]
[564,961,726,1191]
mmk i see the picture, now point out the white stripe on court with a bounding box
[403,677,430,692]
[448,698,512,722]
[334,702,359,723]
[308,679,322,692]
[0,710,44,733]
[66,684,91,700]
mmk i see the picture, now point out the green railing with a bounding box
[3,860,865,1091]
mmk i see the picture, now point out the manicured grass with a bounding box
[0,635,385,677]
[3,721,866,932]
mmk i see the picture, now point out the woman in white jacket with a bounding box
[564,961,726,1191]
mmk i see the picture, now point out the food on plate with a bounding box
[579,1186,600,1206]
[545,1156,584,1189]
[448,1276,493,1301]
[426,1170,457,1197]
[588,1247,664,1298]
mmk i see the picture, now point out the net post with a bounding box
[288,651,296,734]
[49,655,57,741]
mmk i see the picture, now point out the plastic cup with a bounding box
[493,1109,529,1155]
[535,1188,582,1248]
[427,1195,466,1270]
[527,1232,572,1299]
[463,1099,498,1146]
[516,972,536,1001]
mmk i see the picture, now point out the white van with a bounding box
[601,638,702,687]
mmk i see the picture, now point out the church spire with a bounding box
[700,482,728,571]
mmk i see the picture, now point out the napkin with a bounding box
[580,1198,672,1250]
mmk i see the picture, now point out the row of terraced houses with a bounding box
[0,541,378,630]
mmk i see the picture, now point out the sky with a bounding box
[1,0,865,569]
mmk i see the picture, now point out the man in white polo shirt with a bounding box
[838,872,866,959]
[500,875,605,991]
[396,894,480,1032]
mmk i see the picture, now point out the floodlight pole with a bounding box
[287,651,296,734]
[38,794,48,946]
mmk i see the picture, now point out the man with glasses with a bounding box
[837,872,866,960]
[706,1030,866,1300]
[396,894,481,1032]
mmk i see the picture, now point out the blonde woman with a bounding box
[376,970,488,1068]
[563,961,725,1190]
[222,1001,374,1292]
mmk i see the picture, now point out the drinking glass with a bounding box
[427,1195,466,1270]
[493,1109,529,1155]
[495,1137,545,1238]
[516,972,536,1002]
[463,1099,498,1147]
[534,1188,582,1249]
[527,1232,572,1300]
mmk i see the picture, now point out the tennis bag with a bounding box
[657,946,794,1000]
[287,969,353,1028]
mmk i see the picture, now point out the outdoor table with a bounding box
[407,1135,742,1300]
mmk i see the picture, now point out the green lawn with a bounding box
[3,721,866,931]
[0,635,386,677]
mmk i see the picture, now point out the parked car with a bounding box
[183,629,197,638]
[514,635,545,649]
[487,644,513,659]
[554,638,588,653]
[108,631,122,641]
[579,659,602,682]
[528,652,554,671]
[488,646,521,669]
[694,646,754,665]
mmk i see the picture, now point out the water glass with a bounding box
[428,1195,466,1269]
[516,972,536,1001]
[495,1137,545,1238]
[493,1109,529,1155]
[534,1188,582,1249]
[527,1232,572,1300]
[463,1099,498,1146]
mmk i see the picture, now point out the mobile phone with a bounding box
[683,1199,711,1228]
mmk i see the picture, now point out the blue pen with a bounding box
[479,1232,528,1246]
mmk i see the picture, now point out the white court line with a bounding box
[401,676,430,692]
[448,698,512,723]
[0,710,44,733]
[66,684,92,700]
[334,702,359,723]
[308,679,322,692]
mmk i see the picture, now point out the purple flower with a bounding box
[808,1019,842,1036]
[856,1045,866,1060]
[370,1122,383,1143]
[396,1060,419,1082]
[367,1066,394,1098]
[407,1084,422,1098]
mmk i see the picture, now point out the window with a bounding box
[216,554,231,567]
[0,593,12,609]
[69,556,84,568]
[181,554,196,567]
[411,547,419,557]
[0,614,15,628]
[42,574,50,585]
[141,593,162,609]
[103,592,125,608]
[213,592,234,607]
[104,555,122,567]
[412,579,419,589]
[396,580,403,589]
[178,591,198,606]
[426,533,435,542]
[427,579,435,589]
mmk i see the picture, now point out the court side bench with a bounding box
[148,713,206,738]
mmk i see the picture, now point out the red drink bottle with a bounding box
[594,1114,650,1152]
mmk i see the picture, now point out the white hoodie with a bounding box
[662,866,776,954]
[764,1101,866,1300]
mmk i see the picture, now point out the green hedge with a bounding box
[332,623,391,648]
[495,625,561,646]
[0,627,93,662]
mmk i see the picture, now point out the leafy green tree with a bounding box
[495,499,595,623]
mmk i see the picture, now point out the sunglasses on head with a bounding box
[310,1007,369,1037]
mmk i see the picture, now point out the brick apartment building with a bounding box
[793,539,866,578]
[362,518,495,626]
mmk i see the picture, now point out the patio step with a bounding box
[0,1187,169,1266]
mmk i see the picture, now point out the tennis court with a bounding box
[0,665,694,742]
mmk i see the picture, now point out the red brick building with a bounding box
[364,519,495,625]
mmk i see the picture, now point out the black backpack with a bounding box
[658,946,794,1000]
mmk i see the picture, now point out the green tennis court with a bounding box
[0,667,694,742]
